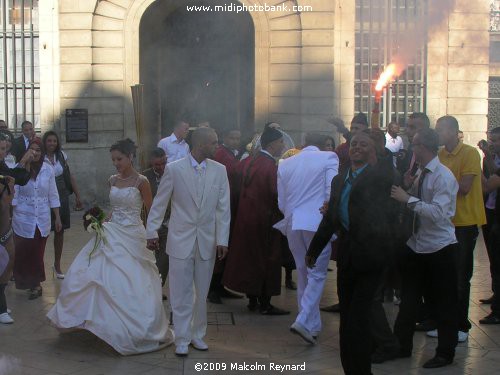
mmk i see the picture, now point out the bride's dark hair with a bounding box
[109,138,137,158]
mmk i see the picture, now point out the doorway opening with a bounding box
[140,1,255,139]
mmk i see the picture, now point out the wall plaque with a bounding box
[65,109,88,142]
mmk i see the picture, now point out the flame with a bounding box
[375,63,397,91]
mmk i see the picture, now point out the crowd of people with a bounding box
[0,114,499,374]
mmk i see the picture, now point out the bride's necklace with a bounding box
[116,173,136,180]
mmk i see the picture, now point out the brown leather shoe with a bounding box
[480,296,495,304]
[422,356,452,369]
[480,313,500,325]
[320,304,340,313]
[260,305,290,315]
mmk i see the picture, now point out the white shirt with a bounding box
[385,133,403,166]
[12,162,60,238]
[44,151,67,177]
[275,146,339,233]
[158,133,190,163]
[23,135,30,149]
[189,154,207,172]
[406,157,458,254]
[4,153,16,168]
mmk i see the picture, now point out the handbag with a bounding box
[58,151,74,195]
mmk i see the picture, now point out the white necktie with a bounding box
[195,165,204,203]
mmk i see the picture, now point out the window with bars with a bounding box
[489,78,500,130]
[491,0,500,31]
[355,0,427,127]
[0,0,39,132]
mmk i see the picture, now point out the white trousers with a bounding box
[168,240,215,346]
[286,228,332,335]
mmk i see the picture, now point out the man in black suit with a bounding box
[306,131,395,375]
[11,121,35,162]
[143,148,169,294]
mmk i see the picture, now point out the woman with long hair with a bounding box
[12,138,62,300]
[42,131,82,279]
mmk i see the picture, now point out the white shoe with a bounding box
[0,312,14,324]
[290,322,316,345]
[6,308,11,314]
[175,344,189,357]
[458,331,468,342]
[191,338,208,351]
[426,329,438,338]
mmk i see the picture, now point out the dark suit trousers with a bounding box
[338,267,381,375]
[394,245,458,360]
[371,267,400,353]
[155,225,169,286]
[488,221,500,315]
[455,225,479,332]
[483,208,496,296]
[337,233,383,375]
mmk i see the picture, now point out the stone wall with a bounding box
[38,0,492,203]
[427,0,490,145]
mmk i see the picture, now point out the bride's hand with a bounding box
[147,239,159,251]
[217,245,228,260]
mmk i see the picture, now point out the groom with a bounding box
[146,127,231,356]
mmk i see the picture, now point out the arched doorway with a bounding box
[139,1,255,138]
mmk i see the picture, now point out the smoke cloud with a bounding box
[390,0,457,76]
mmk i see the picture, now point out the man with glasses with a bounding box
[391,128,459,369]
[397,113,430,177]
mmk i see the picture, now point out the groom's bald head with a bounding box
[192,128,218,159]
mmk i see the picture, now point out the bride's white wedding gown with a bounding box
[47,180,173,355]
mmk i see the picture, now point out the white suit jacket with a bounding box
[274,146,339,234]
[146,156,231,260]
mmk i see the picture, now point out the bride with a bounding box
[47,139,173,355]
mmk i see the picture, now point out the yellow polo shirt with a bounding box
[438,142,486,227]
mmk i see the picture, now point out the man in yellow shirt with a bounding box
[435,116,486,342]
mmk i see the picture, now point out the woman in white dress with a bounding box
[47,139,173,355]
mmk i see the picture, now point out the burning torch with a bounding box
[372,63,397,129]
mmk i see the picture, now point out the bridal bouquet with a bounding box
[83,206,106,266]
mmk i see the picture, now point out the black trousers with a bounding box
[483,208,497,297]
[394,245,458,360]
[371,267,400,353]
[455,225,479,332]
[154,226,169,286]
[488,221,500,315]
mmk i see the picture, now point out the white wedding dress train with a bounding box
[47,184,173,355]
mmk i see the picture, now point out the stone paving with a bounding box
[1,211,500,374]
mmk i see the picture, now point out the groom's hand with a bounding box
[147,239,159,251]
[217,245,228,260]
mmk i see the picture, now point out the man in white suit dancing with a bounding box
[275,133,339,344]
[146,127,230,357]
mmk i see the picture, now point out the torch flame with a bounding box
[375,63,397,91]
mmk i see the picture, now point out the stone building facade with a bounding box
[15,0,490,202]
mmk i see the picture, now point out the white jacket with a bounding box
[12,162,60,238]
[146,156,230,260]
[275,146,339,234]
